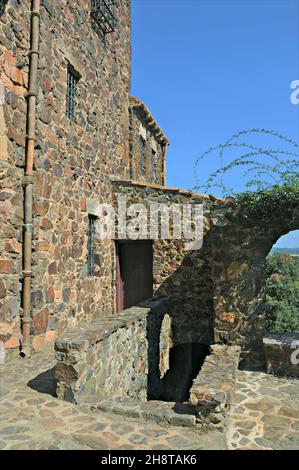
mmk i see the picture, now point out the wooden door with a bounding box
[115,241,153,311]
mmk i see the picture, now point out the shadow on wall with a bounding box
[149,343,209,402]
[27,366,57,397]
[142,296,210,403]
[154,230,216,348]
[147,195,299,371]
[141,230,216,403]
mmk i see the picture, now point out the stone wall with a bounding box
[55,297,168,403]
[112,179,221,347]
[1,2,298,369]
[0,0,31,349]
[210,196,299,368]
[0,1,131,350]
[190,344,241,429]
[263,333,299,378]
[112,181,299,367]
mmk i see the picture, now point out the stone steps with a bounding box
[77,344,241,431]
[79,396,200,428]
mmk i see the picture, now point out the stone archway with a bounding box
[210,190,299,369]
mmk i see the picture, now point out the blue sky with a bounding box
[131,0,299,248]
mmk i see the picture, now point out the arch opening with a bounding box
[263,230,299,334]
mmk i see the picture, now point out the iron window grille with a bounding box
[66,65,79,122]
[91,0,116,37]
[87,215,96,276]
[0,0,8,16]
[129,142,134,179]
[152,150,158,183]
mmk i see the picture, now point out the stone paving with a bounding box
[227,370,299,450]
[1,349,299,450]
[0,350,225,450]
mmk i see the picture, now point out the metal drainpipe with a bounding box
[21,0,41,357]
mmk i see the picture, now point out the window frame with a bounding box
[91,0,117,38]
[66,64,80,122]
[139,137,146,177]
[87,215,97,277]
[152,149,158,183]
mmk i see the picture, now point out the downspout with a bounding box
[21,0,41,357]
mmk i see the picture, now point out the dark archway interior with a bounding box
[148,343,209,403]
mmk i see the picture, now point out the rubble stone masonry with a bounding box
[111,179,219,347]
[128,96,168,185]
[0,0,131,350]
[0,1,298,370]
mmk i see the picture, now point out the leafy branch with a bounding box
[193,129,299,196]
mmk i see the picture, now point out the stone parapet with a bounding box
[54,297,168,403]
[190,344,241,429]
[263,332,299,378]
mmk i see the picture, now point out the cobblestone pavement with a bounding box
[0,351,225,450]
[227,370,299,450]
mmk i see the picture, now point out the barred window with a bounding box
[152,150,158,183]
[91,0,116,38]
[129,142,134,179]
[139,137,146,176]
[87,215,96,276]
[66,65,79,121]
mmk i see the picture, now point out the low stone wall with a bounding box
[54,298,168,403]
[263,333,299,378]
[190,344,241,429]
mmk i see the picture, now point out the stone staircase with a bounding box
[78,344,241,431]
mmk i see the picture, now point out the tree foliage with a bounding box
[264,253,299,333]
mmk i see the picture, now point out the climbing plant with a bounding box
[193,128,299,197]
[236,181,299,220]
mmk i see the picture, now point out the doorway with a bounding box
[116,240,153,312]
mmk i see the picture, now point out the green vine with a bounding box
[236,181,299,218]
[193,128,299,197]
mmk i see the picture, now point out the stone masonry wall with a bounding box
[210,196,299,368]
[112,179,221,347]
[0,0,31,349]
[55,310,148,403]
[112,181,299,367]
[129,100,167,185]
[190,344,241,430]
[263,333,299,378]
[0,1,131,350]
[55,298,168,403]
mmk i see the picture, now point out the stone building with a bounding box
[128,96,168,185]
[0,0,134,352]
[0,0,298,377]
[0,0,178,355]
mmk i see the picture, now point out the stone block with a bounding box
[263,333,299,378]
[189,344,240,428]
